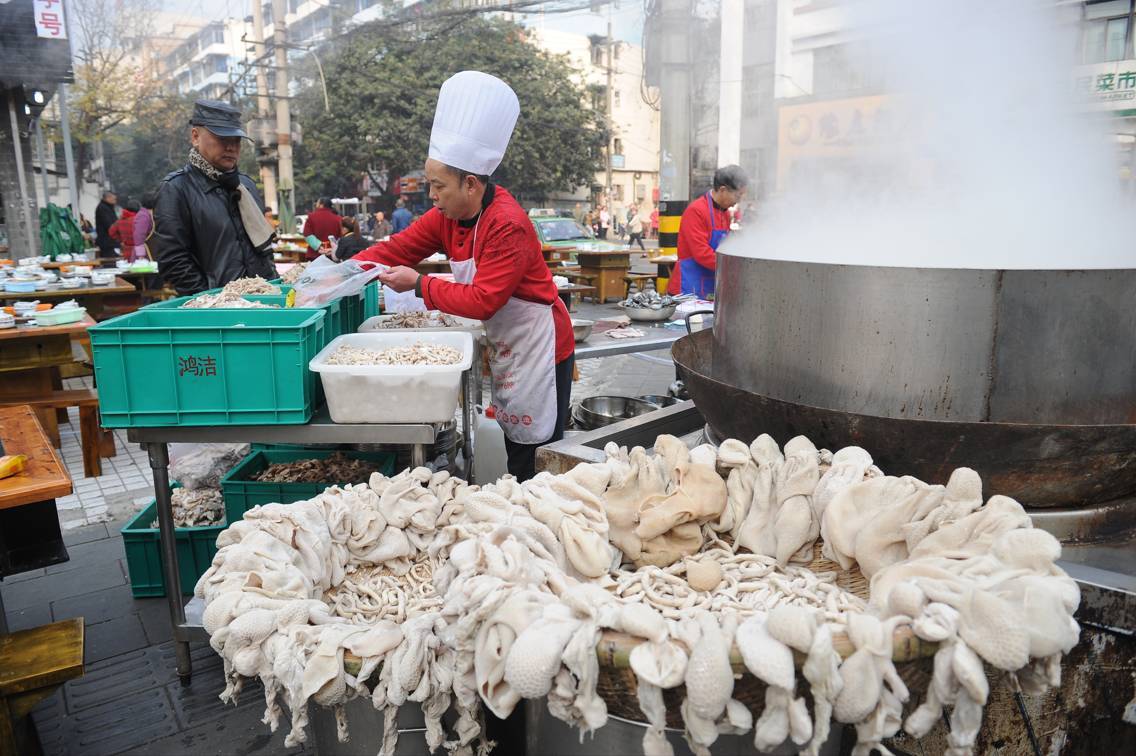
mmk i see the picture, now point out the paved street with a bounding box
[1,329,681,755]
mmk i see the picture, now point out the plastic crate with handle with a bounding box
[221,448,396,524]
[90,308,325,427]
[121,485,225,598]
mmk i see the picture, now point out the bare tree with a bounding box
[67,0,162,184]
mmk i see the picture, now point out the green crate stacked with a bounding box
[90,308,325,427]
[145,289,346,350]
[121,484,226,598]
[363,280,381,320]
[221,448,396,523]
[340,290,366,332]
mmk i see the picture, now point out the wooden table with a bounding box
[0,317,96,445]
[273,247,306,264]
[415,259,452,275]
[575,251,631,303]
[647,256,677,281]
[542,246,574,268]
[557,284,597,312]
[37,257,116,269]
[0,406,72,511]
[0,278,137,320]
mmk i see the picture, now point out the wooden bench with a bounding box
[0,390,115,478]
[0,618,84,756]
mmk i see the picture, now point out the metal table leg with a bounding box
[411,443,426,469]
[462,366,475,482]
[147,441,191,683]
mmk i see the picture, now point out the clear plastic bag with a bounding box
[292,255,386,307]
[169,443,250,489]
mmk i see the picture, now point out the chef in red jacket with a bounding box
[667,165,749,298]
[354,71,575,482]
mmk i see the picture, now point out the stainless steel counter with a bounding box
[129,362,482,684]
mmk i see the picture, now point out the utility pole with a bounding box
[6,92,39,257]
[33,117,51,205]
[605,2,614,208]
[59,0,80,217]
[251,0,277,212]
[717,0,744,166]
[271,0,294,221]
[658,0,691,201]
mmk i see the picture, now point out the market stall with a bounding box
[80,246,1128,756]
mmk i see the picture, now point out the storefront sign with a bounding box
[776,95,890,191]
[33,0,66,39]
[1074,62,1136,111]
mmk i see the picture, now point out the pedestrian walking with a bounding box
[627,204,646,251]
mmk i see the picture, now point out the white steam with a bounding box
[722,0,1134,270]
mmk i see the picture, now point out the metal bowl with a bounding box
[571,318,595,342]
[574,395,660,430]
[619,303,677,322]
[637,394,678,408]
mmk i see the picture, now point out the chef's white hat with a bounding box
[428,71,520,177]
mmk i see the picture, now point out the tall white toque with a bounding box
[428,71,520,176]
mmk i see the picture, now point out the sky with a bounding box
[162,0,649,44]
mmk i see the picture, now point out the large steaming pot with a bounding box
[682,256,1136,506]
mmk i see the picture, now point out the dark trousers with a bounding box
[628,232,645,250]
[503,354,574,482]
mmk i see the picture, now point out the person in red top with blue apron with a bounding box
[355,71,575,483]
[667,165,749,298]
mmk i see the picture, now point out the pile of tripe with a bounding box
[195,433,1080,756]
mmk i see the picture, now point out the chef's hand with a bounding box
[378,265,419,293]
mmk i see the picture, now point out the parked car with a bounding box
[528,209,626,254]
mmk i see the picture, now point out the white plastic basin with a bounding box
[309,332,474,424]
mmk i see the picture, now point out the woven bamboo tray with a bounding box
[341,547,938,728]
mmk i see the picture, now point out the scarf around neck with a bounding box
[188,147,275,249]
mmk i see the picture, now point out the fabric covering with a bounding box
[197,432,1081,756]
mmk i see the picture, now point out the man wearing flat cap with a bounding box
[151,100,277,294]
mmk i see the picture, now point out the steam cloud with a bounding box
[721,0,1133,270]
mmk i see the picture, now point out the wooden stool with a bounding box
[623,274,657,299]
[0,618,85,756]
[0,390,115,478]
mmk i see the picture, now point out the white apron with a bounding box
[448,217,558,444]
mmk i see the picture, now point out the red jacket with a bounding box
[303,207,342,261]
[667,193,731,296]
[354,187,574,363]
[108,209,138,248]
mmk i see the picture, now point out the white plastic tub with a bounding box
[358,313,483,335]
[309,332,474,424]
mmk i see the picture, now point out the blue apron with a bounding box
[679,192,728,298]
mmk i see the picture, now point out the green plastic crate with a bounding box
[121,491,226,598]
[90,308,325,427]
[363,280,381,319]
[341,290,365,332]
[145,291,344,350]
[222,448,396,523]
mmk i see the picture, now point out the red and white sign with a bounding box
[34,0,67,39]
